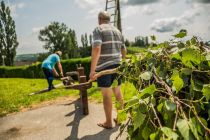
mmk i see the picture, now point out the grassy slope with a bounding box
[0,78,136,116]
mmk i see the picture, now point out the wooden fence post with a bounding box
[77,65,89,115]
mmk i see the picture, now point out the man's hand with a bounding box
[89,71,97,81]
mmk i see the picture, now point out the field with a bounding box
[0,78,137,117]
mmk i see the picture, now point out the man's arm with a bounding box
[90,45,101,80]
[57,62,63,77]
[52,68,59,77]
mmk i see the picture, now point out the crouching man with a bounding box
[42,51,64,91]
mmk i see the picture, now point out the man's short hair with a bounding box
[98,11,111,22]
[55,51,62,57]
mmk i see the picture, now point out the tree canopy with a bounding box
[0,1,19,66]
[38,21,79,59]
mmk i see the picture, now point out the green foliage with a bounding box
[172,29,187,38]
[127,47,147,55]
[116,32,210,139]
[0,58,91,78]
[0,1,19,66]
[38,22,79,59]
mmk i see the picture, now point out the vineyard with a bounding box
[116,30,210,140]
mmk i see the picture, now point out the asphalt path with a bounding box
[0,99,127,140]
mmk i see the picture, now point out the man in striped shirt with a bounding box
[89,11,126,129]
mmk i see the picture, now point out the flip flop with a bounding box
[113,118,121,125]
[97,123,113,129]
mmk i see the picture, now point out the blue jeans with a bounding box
[42,68,54,90]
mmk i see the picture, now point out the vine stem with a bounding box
[192,107,210,134]
[115,117,131,140]
[151,104,165,140]
[173,103,179,131]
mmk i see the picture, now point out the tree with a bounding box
[89,34,92,46]
[67,29,79,58]
[134,36,149,47]
[38,21,78,59]
[125,39,130,47]
[0,1,19,66]
[80,33,91,57]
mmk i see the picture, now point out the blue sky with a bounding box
[5,0,210,54]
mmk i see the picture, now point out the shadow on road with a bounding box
[79,127,119,140]
[64,99,84,140]
[64,99,119,140]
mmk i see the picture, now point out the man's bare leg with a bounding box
[113,86,124,110]
[113,86,124,124]
[99,87,113,127]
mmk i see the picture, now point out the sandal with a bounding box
[97,123,113,129]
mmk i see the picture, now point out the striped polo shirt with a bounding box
[92,23,125,71]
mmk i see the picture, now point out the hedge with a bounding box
[0,57,91,78]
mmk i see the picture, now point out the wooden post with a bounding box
[77,66,89,115]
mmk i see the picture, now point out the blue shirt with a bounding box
[41,54,60,70]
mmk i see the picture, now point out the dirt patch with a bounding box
[0,126,22,140]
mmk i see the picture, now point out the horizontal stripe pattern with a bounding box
[92,23,125,71]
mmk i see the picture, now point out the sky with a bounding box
[5,0,210,54]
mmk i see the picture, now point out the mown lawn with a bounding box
[0,78,137,117]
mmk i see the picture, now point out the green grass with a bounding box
[127,46,147,55]
[0,78,137,117]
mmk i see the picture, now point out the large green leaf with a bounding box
[165,100,176,111]
[117,110,127,123]
[177,119,195,140]
[171,70,184,93]
[205,53,210,61]
[181,68,192,75]
[173,29,187,38]
[133,109,146,131]
[142,127,151,140]
[125,96,139,108]
[140,71,152,81]
[202,84,210,101]
[191,74,204,92]
[150,131,159,140]
[161,127,179,140]
[180,48,205,68]
[139,84,157,98]
[189,118,200,140]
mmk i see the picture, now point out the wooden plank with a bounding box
[29,83,63,96]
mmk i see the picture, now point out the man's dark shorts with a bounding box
[96,64,122,88]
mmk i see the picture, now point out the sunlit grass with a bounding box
[0,78,137,116]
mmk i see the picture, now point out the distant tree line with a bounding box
[125,36,149,48]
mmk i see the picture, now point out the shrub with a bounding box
[0,58,91,78]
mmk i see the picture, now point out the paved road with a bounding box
[0,99,127,140]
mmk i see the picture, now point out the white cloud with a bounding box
[150,17,180,32]
[122,0,160,5]
[32,27,44,33]
[192,0,210,3]
[17,34,45,54]
[150,8,200,32]
[125,26,134,30]
[74,0,104,19]
[17,3,26,9]
[142,6,156,15]
[9,2,26,18]
[122,5,140,18]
